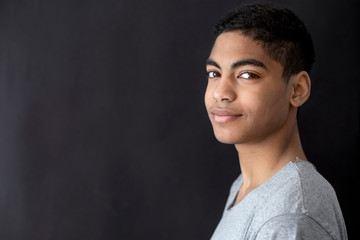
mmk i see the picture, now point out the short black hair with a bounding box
[214,3,315,80]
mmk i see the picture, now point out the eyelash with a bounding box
[206,71,221,78]
[206,71,260,80]
[238,72,260,79]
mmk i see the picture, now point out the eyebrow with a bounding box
[206,58,268,70]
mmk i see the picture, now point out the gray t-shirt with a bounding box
[211,159,347,239]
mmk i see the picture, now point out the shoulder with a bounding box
[257,160,342,215]
[254,214,333,240]
[250,160,347,239]
[292,160,347,239]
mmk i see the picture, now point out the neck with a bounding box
[234,118,306,190]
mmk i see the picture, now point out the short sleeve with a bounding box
[255,214,333,240]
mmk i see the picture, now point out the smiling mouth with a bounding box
[211,109,243,123]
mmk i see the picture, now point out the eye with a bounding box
[206,71,221,79]
[238,72,260,79]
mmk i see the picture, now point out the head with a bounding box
[204,3,314,145]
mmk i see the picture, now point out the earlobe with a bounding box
[289,71,311,107]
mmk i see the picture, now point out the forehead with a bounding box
[209,31,282,72]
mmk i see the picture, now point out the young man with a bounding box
[205,3,347,240]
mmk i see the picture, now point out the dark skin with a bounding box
[204,31,311,205]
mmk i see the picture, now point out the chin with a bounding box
[213,131,242,145]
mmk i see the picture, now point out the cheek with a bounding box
[204,83,213,109]
[244,87,289,119]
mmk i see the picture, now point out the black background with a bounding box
[0,0,358,239]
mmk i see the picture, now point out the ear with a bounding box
[289,71,311,107]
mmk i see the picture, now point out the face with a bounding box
[205,31,293,145]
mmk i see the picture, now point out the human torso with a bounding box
[210,159,347,240]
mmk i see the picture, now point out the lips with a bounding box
[211,108,243,123]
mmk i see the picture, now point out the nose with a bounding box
[212,77,236,102]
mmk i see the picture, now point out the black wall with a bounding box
[0,0,358,239]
